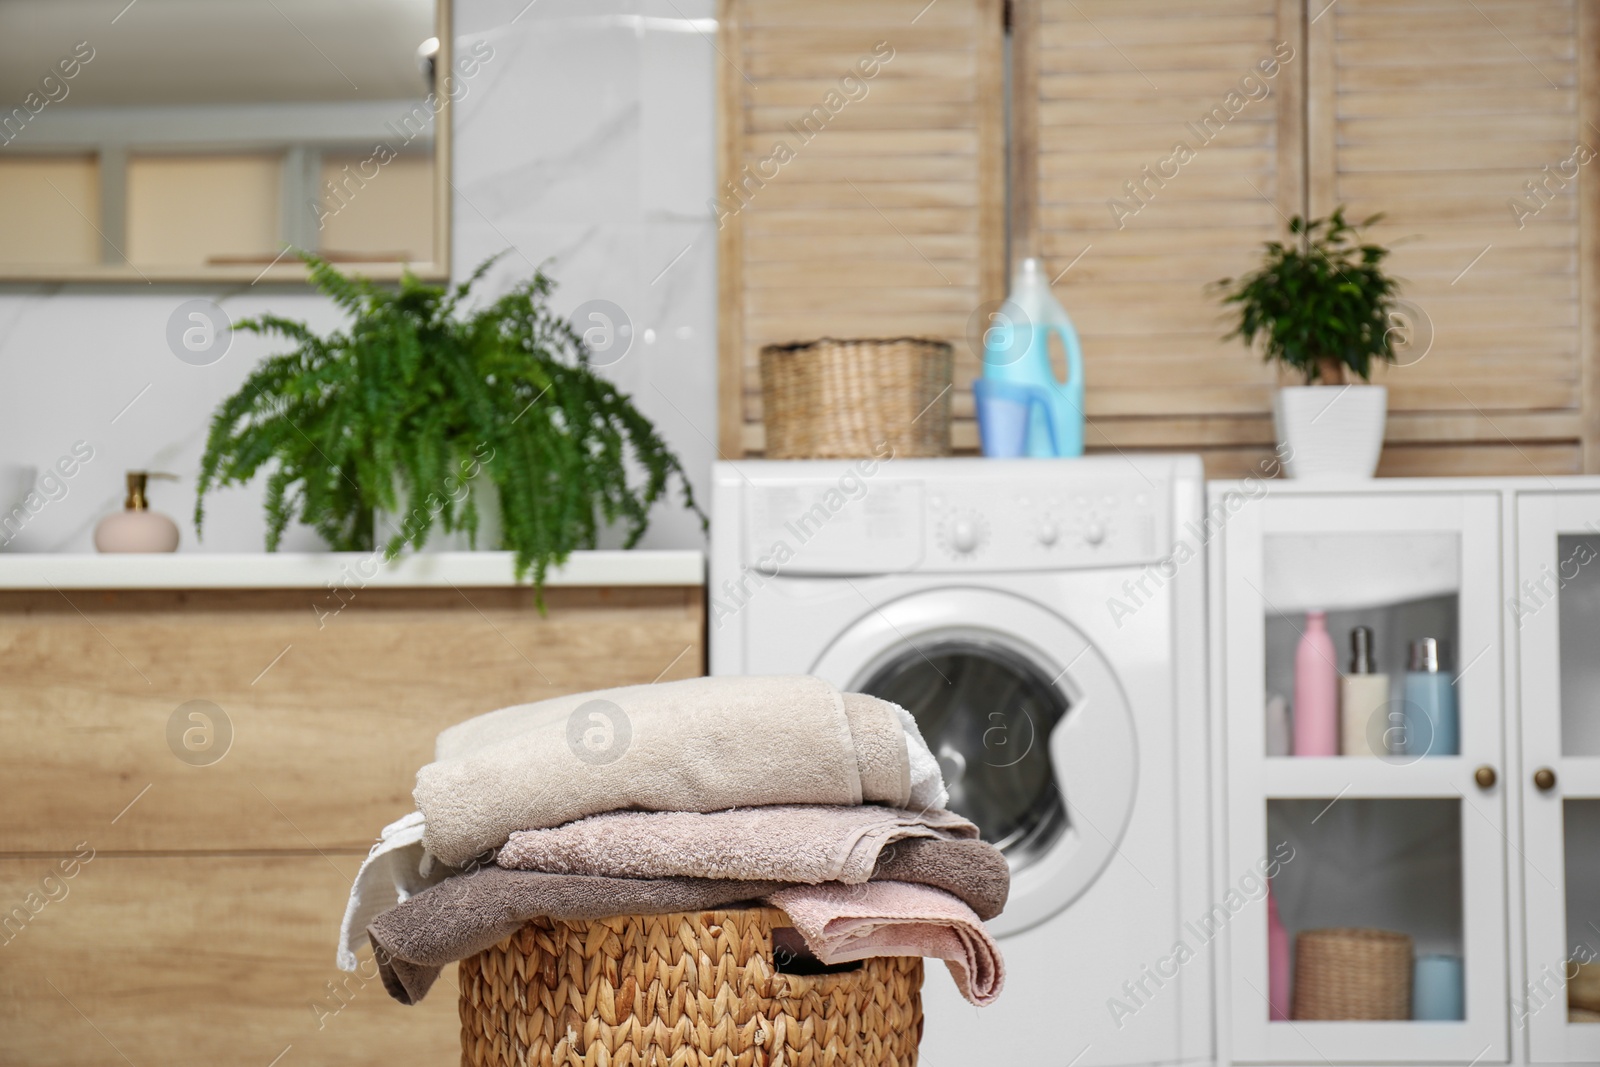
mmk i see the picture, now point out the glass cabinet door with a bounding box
[1515,493,1600,1065]
[1219,488,1508,1064]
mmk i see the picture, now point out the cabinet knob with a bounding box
[1534,767,1557,792]
[1474,765,1497,789]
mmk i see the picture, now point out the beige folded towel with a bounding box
[416,676,924,866]
[368,837,1005,1004]
[769,880,1006,1006]
[497,804,978,885]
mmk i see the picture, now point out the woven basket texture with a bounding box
[759,337,953,459]
[1291,927,1413,1021]
[458,906,924,1067]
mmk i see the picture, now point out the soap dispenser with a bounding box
[94,471,180,553]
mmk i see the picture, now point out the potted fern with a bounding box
[1213,208,1402,479]
[196,254,702,589]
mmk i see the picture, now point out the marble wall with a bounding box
[0,0,717,554]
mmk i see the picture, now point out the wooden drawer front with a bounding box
[0,854,460,1065]
[0,586,704,852]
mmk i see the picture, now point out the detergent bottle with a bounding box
[980,257,1085,457]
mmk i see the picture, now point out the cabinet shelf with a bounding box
[1531,760,1600,797]
[1262,757,1479,799]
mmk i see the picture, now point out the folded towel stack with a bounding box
[340,675,1008,1007]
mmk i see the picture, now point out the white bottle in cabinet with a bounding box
[1341,625,1388,756]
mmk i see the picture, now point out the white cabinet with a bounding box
[1211,478,1600,1067]
[1515,493,1600,1066]
[1210,483,1517,1066]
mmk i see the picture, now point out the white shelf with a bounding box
[1263,531,1459,614]
[1262,757,1480,799]
[0,550,705,590]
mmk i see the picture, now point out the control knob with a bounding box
[950,518,980,554]
[940,510,989,557]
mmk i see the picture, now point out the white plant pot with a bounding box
[1273,384,1387,480]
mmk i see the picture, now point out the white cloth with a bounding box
[892,701,949,811]
[337,811,452,971]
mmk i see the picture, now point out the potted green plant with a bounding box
[196,254,702,590]
[1212,208,1403,479]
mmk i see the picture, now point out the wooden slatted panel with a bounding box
[1026,0,1302,468]
[1311,0,1588,473]
[718,0,1005,456]
[1023,0,1593,474]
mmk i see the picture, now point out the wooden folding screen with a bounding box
[716,0,1005,457]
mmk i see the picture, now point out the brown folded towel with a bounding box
[369,836,1009,1005]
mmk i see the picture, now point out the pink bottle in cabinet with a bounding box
[1268,886,1291,1021]
[1293,611,1339,757]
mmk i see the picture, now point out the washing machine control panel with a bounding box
[741,466,1171,575]
[928,481,1164,569]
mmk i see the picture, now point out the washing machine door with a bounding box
[811,587,1137,938]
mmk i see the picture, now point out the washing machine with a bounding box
[710,455,1213,1067]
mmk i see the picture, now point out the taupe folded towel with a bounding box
[496,805,979,885]
[369,837,1009,1004]
[875,838,1008,921]
[416,676,942,866]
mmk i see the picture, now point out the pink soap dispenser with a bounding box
[1292,610,1339,756]
[94,471,180,553]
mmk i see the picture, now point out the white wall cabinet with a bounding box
[1210,479,1600,1067]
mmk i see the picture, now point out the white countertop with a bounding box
[0,550,704,589]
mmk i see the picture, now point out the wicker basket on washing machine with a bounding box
[759,337,953,459]
[457,906,924,1067]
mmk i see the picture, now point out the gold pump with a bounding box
[124,471,177,511]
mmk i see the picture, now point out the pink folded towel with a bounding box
[496,805,978,885]
[768,880,1006,1006]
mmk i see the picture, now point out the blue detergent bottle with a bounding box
[980,257,1085,457]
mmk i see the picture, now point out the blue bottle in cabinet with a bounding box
[1402,637,1458,757]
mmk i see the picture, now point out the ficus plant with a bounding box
[196,253,702,591]
[1211,207,1403,385]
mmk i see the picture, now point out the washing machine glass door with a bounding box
[812,586,1138,937]
[859,640,1069,873]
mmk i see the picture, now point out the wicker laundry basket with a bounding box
[458,906,924,1067]
[1291,928,1413,1021]
[759,337,953,459]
